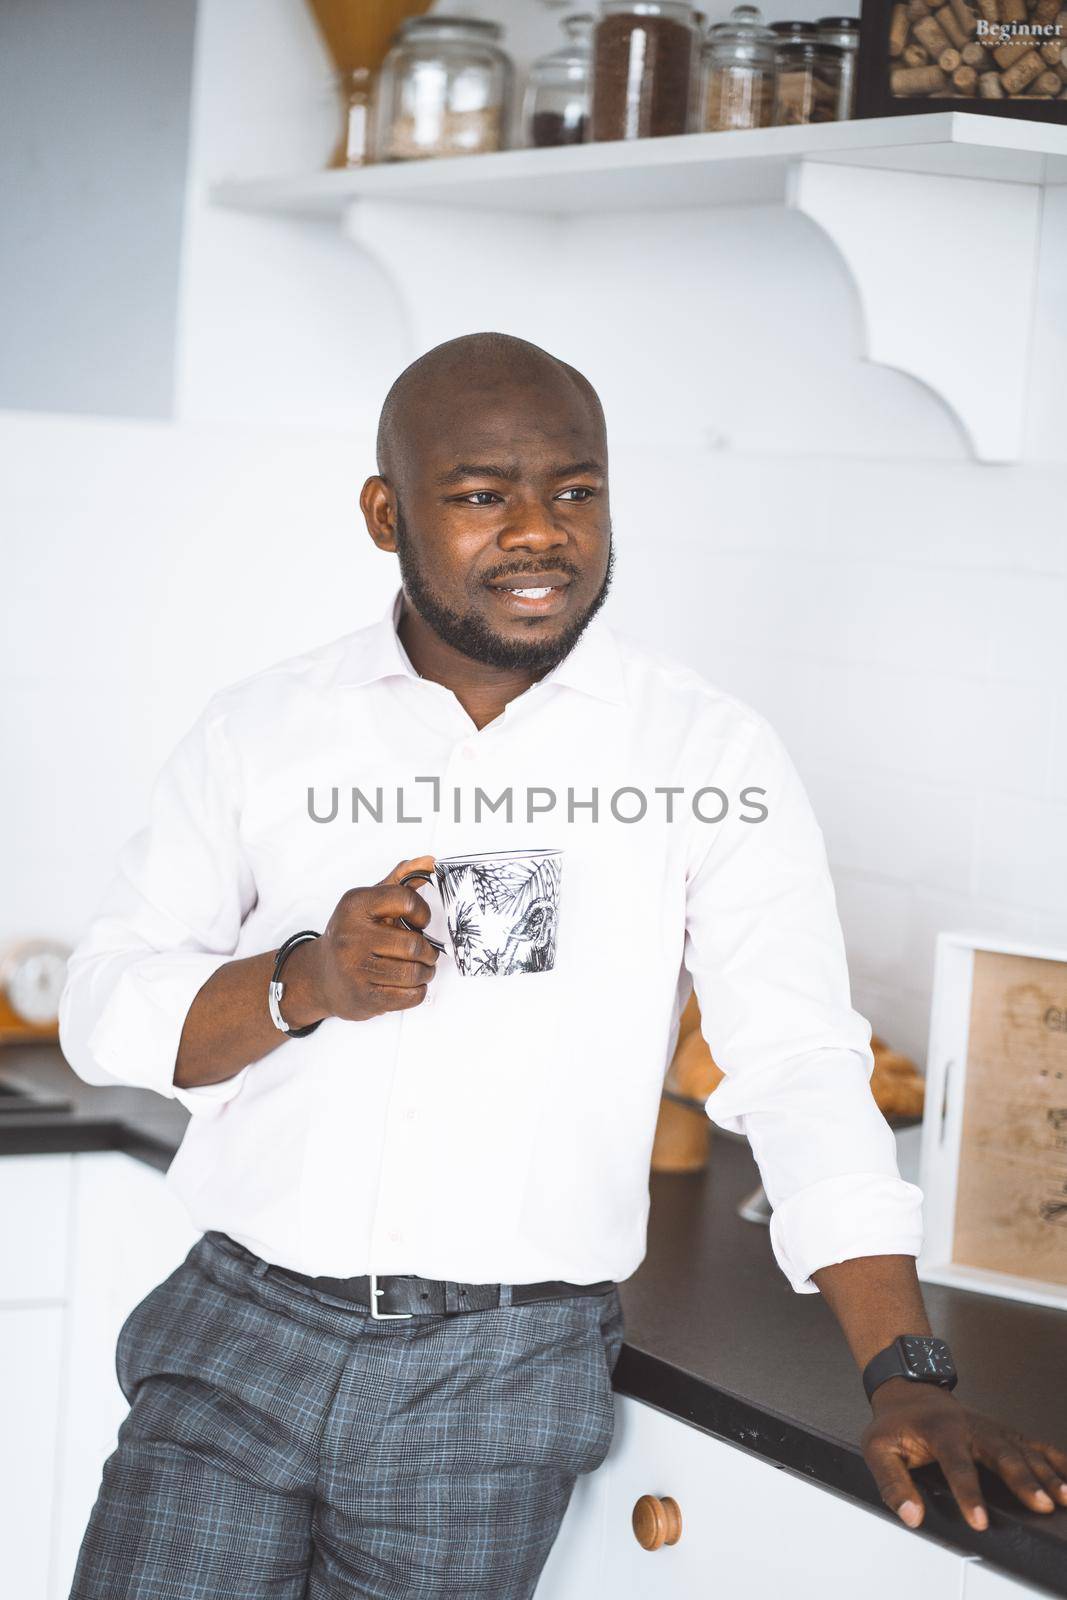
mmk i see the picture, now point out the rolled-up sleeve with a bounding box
[683,712,923,1293]
[59,700,257,1117]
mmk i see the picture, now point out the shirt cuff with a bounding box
[768,1171,925,1294]
[86,954,250,1118]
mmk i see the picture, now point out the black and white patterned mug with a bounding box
[399,849,563,978]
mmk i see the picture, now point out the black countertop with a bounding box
[622,1126,1067,1598]
[3,1046,1066,1595]
[0,1044,187,1172]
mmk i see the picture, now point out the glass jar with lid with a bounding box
[336,67,374,167]
[700,4,776,131]
[815,16,859,119]
[591,1,698,141]
[770,22,843,124]
[372,16,515,162]
[688,11,708,128]
[522,13,594,146]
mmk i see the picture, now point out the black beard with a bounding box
[393,509,615,673]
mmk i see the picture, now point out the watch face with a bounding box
[900,1336,956,1382]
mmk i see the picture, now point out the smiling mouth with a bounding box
[486,571,574,593]
[484,576,573,617]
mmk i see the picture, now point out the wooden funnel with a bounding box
[305,0,434,74]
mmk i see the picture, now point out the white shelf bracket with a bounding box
[787,159,1043,462]
[342,199,569,354]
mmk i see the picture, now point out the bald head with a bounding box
[361,330,613,675]
[376,332,605,488]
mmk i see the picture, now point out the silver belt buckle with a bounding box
[369,1272,413,1320]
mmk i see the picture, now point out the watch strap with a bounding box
[862,1341,909,1401]
[862,1336,958,1401]
[268,930,322,1038]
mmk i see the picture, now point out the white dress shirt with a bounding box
[60,590,922,1291]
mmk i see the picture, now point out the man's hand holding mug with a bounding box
[286,856,441,1023]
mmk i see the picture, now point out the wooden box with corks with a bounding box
[855,0,1067,121]
[650,992,925,1174]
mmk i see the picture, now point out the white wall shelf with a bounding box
[211,114,1067,217]
[209,113,1067,462]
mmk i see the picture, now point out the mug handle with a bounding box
[398,870,446,954]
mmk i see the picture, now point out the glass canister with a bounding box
[591,1,698,141]
[770,22,844,124]
[689,10,708,128]
[522,13,594,146]
[700,4,776,130]
[816,16,859,118]
[372,16,515,161]
[337,67,374,167]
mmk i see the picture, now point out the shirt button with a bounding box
[387,1228,403,1244]
[403,1107,417,1122]
[460,743,476,761]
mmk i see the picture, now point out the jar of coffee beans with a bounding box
[700,4,777,130]
[523,13,594,146]
[373,16,514,162]
[591,1,698,140]
[770,21,844,123]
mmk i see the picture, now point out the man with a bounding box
[61,333,1067,1598]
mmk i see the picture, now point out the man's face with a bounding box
[384,378,613,672]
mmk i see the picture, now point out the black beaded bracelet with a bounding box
[267,930,323,1038]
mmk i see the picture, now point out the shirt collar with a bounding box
[334,588,626,707]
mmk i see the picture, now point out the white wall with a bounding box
[608,449,1067,1060]
[2,0,1065,1069]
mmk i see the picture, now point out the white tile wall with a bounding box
[602,449,1067,1061]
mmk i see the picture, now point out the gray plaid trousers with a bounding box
[68,1230,625,1599]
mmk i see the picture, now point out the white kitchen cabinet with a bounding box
[533,1468,609,1599]
[0,1153,72,1303]
[597,1395,976,1599]
[0,1155,72,1598]
[49,1152,199,1600]
[0,1305,65,1600]
[0,1148,197,1599]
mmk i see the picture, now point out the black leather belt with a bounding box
[212,1234,614,1320]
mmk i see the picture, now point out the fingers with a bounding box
[333,861,437,931]
[975,1433,1059,1515]
[371,924,440,969]
[363,882,433,928]
[1021,1448,1067,1510]
[1032,1440,1067,1503]
[931,1440,989,1531]
[367,982,427,1012]
[864,1438,926,1530]
[362,952,437,988]
[379,855,436,886]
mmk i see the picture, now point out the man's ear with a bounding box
[360,476,398,553]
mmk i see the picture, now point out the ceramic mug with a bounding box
[399,849,563,977]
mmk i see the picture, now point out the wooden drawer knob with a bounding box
[632,1494,683,1550]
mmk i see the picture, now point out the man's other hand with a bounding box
[862,1379,1067,1532]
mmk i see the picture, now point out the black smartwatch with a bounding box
[862,1335,958,1401]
